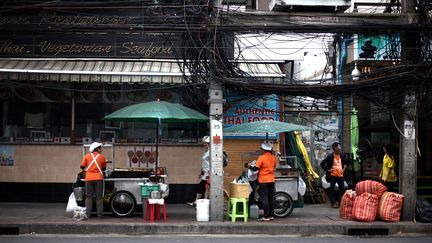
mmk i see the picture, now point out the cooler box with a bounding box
[140,184,160,198]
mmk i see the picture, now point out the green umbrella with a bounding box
[105,100,208,172]
[104,100,208,122]
[224,119,310,142]
[351,108,359,172]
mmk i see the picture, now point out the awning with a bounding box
[0,59,190,84]
[0,59,285,83]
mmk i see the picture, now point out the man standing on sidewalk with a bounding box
[249,143,277,221]
[80,142,107,219]
[320,142,346,208]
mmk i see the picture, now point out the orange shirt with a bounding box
[330,154,343,178]
[255,152,276,183]
[80,152,107,181]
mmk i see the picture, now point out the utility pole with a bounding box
[400,0,418,221]
[208,0,225,221]
[208,82,225,221]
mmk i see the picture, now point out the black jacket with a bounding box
[320,153,346,181]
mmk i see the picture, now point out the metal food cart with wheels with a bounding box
[242,152,302,218]
[76,144,164,217]
[273,156,302,218]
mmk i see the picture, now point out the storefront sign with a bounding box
[223,94,278,139]
[0,34,179,58]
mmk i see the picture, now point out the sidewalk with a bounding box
[0,203,431,236]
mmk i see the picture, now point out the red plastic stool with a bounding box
[144,198,166,222]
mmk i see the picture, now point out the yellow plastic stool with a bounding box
[226,197,248,222]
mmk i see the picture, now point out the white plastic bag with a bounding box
[158,182,170,198]
[66,192,78,213]
[298,177,307,196]
[321,175,348,189]
[321,175,330,189]
[72,207,88,221]
[247,160,258,182]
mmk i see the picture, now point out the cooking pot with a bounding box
[150,190,161,199]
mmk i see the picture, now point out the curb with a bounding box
[2,222,431,236]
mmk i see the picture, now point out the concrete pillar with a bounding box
[208,82,224,221]
[399,93,417,221]
[399,0,418,221]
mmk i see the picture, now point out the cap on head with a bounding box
[261,143,273,151]
[202,136,210,143]
[89,142,103,152]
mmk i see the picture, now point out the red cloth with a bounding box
[355,180,387,198]
[340,190,356,220]
[352,192,379,222]
[378,192,404,222]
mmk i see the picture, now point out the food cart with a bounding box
[242,152,302,218]
[273,155,303,217]
[76,144,165,217]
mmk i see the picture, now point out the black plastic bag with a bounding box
[223,151,229,167]
[72,172,85,188]
[415,197,432,223]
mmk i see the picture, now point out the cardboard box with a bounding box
[229,182,249,199]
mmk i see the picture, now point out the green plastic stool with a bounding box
[226,197,248,222]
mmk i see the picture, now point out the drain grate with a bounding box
[348,228,389,236]
[0,227,19,235]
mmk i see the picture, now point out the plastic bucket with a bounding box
[196,199,210,221]
[249,204,259,219]
[73,187,84,201]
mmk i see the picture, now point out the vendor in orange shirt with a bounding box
[80,142,107,219]
[320,142,346,208]
[248,143,277,221]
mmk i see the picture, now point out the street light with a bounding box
[351,61,361,81]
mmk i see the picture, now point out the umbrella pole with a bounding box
[155,120,159,182]
[266,133,268,143]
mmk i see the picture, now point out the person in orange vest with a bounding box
[248,143,277,221]
[80,142,107,219]
[320,142,346,208]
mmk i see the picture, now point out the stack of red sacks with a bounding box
[339,180,404,222]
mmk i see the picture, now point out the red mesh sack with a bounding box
[340,190,357,220]
[378,192,404,222]
[355,180,387,198]
[352,192,379,222]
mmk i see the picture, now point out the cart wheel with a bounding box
[273,192,294,218]
[109,191,136,217]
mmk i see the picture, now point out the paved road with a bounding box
[1,234,432,243]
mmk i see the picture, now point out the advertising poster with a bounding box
[223,94,279,139]
[0,145,14,166]
[355,34,401,60]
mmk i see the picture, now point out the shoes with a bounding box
[331,203,339,208]
[97,214,104,219]
[258,217,271,221]
[269,217,274,220]
[187,202,196,207]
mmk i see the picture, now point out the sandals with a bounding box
[258,217,271,221]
